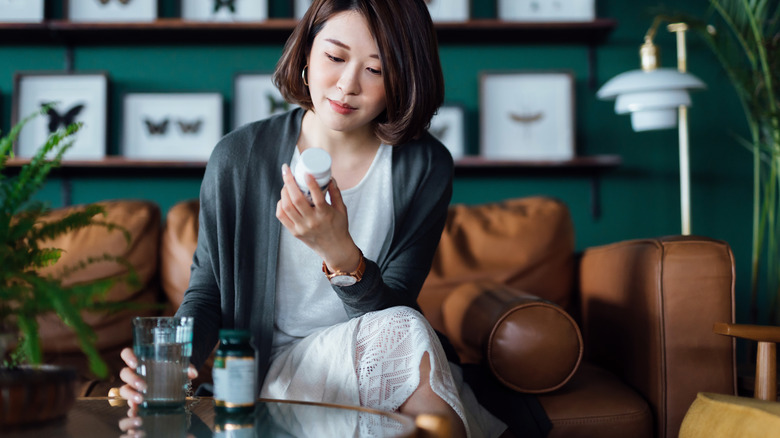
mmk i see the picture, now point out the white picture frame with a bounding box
[424,0,469,22]
[294,0,312,20]
[497,0,595,22]
[429,104,466,160]
[66,0,158,23]
[122,93,223,161]
[480,71,575,161]
[233,73,298,129]
[0,0,44,23]
[181,0,268,22]
[13,72,109,161]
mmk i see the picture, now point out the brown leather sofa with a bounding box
[36,197,736,438]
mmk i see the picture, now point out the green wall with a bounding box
[0,1,760,323]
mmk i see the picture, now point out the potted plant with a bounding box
[0,106,139,426]
[690,1,779,324]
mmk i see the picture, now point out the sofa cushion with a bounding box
[538,362,653,438]
[420,197,575,333]
[160,199,199,310]
[442,282,582,393]
[35,200,162,357]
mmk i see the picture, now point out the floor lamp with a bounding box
[597,18,706,235]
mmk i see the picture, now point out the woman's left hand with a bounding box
[276,164,362,273]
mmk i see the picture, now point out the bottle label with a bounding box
[213,356,256,407]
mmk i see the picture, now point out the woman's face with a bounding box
[306,11,387,136]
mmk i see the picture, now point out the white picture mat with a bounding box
[0,0,44,22]
[497,0,595,22]
[425,0,469,22]
[123,93,223,161]
[294,0,312,20]
[481,73,574,160]
[16,74,108,160]
[67,0,158,23]
[181,0,268,22]
[233,74,298,129]
[429,105,466,160]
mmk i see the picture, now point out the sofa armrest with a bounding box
[578,235,736,438]
[441,282,583,393]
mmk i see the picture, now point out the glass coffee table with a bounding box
[3,397,418,437]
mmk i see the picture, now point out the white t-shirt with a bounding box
[272,144,394,355]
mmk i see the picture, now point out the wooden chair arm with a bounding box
[713,323,780,343]
[713,322,780,401]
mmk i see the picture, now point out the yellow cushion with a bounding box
[679,392,780,438]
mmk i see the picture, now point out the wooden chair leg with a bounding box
[755,341,777,401]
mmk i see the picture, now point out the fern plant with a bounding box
[0,106,138,378]
[689,0,780,324]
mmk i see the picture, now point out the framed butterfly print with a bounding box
[12,72,109,160]
[497,0,595,22]
[480,71,575,160]
[424,0,470,22]
[181,0,268,22]
[0,0,45,23]
[233,73,298,129]
[429,104,466,160]
[65,0,158,23]
[122,92,223,161]
[294,0,312,20]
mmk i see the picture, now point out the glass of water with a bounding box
[132,316,194,409]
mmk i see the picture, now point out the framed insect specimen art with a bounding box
[233,73,298,129]
[0,0,45,23]
[65,0,158,23]
[122,92,223,161]
[12,72,109,160]
[497,0,595,22]
[480,71,575,160]
[429,104,466,160]
[181,0,268,22]
[424,0,469,22]
[294,0,312,19]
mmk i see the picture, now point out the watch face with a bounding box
[329,275,357,287]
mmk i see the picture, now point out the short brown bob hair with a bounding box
[273,0,444,146]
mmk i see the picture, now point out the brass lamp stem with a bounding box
[640,17,693,235]
[669,22,692,236]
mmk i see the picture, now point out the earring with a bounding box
[302,65,309,87]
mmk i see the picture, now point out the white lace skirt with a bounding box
[261,306,506,438]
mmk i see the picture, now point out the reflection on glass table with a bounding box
[4,397,417,438]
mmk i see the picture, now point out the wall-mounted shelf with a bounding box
[0,18,615,85]
[0,18,616,46]
[5,154,620,217]
[455,155,620,218]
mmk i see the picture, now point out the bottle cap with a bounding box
[299,148,332,180]
[219,329,251,341]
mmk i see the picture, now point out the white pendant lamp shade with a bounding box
[616,90,691,131]
[597,68,706,131]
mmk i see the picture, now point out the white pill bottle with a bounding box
[293,147,332,203]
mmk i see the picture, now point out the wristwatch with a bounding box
[322,250,366,287]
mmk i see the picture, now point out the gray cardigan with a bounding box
[176,108,454,386]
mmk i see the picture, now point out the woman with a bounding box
[119,0,507,436]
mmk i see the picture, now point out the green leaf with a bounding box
[1,108,141,376]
